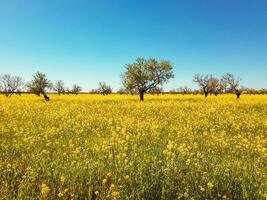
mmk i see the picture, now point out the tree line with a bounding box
[1,57,266,101]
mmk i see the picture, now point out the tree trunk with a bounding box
[235,90,240,99]
[43,94,50,101]
[139,91,144,101]
[204,92,208,98]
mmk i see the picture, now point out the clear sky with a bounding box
[0,0,266,91]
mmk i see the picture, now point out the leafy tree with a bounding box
[222,73,242,99]
[71,84,82,95]
[122,57,174,101]
[53,80,65,95]
[97,82,112,95]
[27,72,51,101]
[0,74,24,97]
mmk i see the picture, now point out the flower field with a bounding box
[0,94,266,199]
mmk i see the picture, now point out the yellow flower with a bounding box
[207,181,214,189]
[199,185,205,192]
[41,183,50,196]
[60,175,65,183]
[183,192,189,198]
[102,178,107,185]
[58,192,64,197]
[111,191,119,198]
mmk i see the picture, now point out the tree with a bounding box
[53,80,65,95]
[27,72,51,101]
[117,88,127,95]
[222,73,242,99]
[122,57,174,101]
[97,82,112,95]
[148,87,163,95]
[0,74,24,97]
[193,74,214,97]
[209,77,226,96]
[71,84,82,95]
[177,86,192,95]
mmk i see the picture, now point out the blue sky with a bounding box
[0,0,266,91]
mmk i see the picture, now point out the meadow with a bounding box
[0,94,266,200]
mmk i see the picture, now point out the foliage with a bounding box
[27,72,52,100]
[122,58,174,101]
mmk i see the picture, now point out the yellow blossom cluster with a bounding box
[0,94,266,199]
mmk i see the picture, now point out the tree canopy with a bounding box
[122,57,174,101]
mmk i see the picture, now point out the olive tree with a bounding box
[122,57,174,101]
[53,80,65,95]
[0,74,24,97]
[177,86,192,95]
[222,73,242,98]
[97,82,112,95]
[71,84,82,95]
[193,74,214,97]
[209,77,226,96]
[27,72,51,101]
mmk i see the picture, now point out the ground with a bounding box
[0,94,266,199]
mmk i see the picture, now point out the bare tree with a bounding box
[193,74,214,97]
[71,84,82,95]
[0,74,24,97]
[97,82,112,95]
[177,86,192,95]
[222,73,242,99]
[117,88,127,95]
[209,77,227,96]
[53,80,65,95]
[27,72,51,101]
[122,57,174,101]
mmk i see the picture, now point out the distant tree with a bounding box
[193,74,214,97]
[122,57,174,101]
[148,87,163,95]
[97,82,112,95]
[71,84,82,95]
[192,89,201,95]
[169,89,177,94]
[27,72,51,101]
[222,73,242,99]
[177,86,192,95]
[0,74,24,97]
[89,89,99,94]
[117,88,127,95]
[64,87,71,95]
[53,80,65,95]
[209,77,227,96]
[126,87,137,95]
